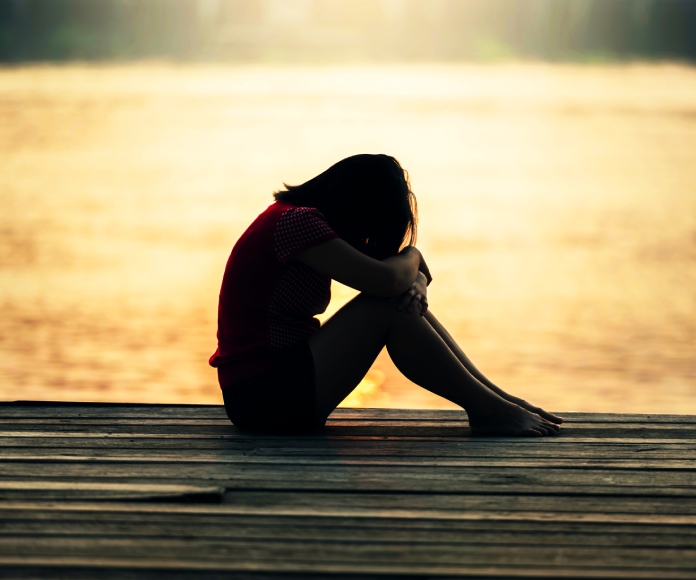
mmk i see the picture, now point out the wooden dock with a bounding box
[1,402,695,578]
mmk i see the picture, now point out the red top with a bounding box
[209,201,338,385]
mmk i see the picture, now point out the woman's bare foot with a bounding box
[485,387,563,425]
[467,399,562,437]
[503,395,563,425]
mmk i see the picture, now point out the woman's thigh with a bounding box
[309,293,412,419]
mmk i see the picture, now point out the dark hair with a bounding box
[273,154,417,260]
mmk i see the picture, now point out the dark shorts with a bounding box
[218,340,325,434]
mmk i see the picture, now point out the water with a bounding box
[1,63,695,412]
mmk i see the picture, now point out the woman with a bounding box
[210,154,562,436]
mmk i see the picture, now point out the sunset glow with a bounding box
[1,62,694,412]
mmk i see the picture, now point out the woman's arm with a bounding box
[293,239,422,297]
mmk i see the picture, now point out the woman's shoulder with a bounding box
[272,203,338,264]
[239,201,335,256]
[248,200,300,229]
[256,200,322,220]
[272,200,323,216]
[267,202,331,230]
[242,202,327,239]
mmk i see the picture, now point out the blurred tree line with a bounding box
[1,0,695,63]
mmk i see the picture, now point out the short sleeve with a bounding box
[274,207,338,264]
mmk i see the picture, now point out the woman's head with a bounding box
[274,154,417,259]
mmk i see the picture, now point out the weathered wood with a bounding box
[2,429,695,446]
[1,538,696,572]
[1,403,695,579]
[2,403,695,424]
[1,558,695,580]
[3,496,696,520]
[0,481,224,502]
[1,418,692,429]
[3,454,696,477]
[2,503,696,534]
[2,439,695,465]
[3,505,696,527]
[3,463,696,495]
[2,412,695,428]
[4,521,696,547]
[0,434,693,448]
[20,490,695,517]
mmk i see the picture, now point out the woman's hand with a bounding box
[393,271,429,315]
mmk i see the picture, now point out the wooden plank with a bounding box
[2,417,695,430]
[4,536,696,574]
[2,465,696,496]
[4,506,696,528]
[1,439,695,462]
[0,417,689,429]
[3,460,696,485]
[330,411,696,425]
[5,497,696,521]
[2,403,695,424]
[2,509,696,543]
[0,416,234,431]
[2,425,695,442]
[1,447,695,464]
[0,410,691,431]
[1,445,694,463]
[3,431,696,446]
[2,521,696,550]
[219,490,696,517]
[0,425,237,435]
[2,557,696,579]
[0,482,224,502]
[1,453,695,471]
[0,538,695,572]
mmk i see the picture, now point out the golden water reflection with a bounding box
[1,63,695,413]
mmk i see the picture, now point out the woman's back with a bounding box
[209,200,337,384]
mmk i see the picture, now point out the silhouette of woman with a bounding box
[210,154,562,435]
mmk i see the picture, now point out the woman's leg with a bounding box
[423,311,563,424]
[308,293,560,436]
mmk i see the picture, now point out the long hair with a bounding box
[273,154,417,260]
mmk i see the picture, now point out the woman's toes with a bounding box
[534,407,563,424]
[534,420,559,435]
[546,411,564,424]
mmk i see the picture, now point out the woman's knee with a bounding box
[353,292,422,322]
